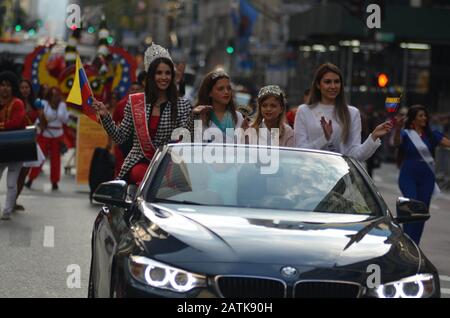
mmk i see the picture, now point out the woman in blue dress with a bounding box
[393,105,450,244]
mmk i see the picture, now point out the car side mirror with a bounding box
[93,180,131,209]
[395,197,430,224]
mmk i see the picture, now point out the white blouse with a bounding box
[39,101,70,138]
[294,103,381,161]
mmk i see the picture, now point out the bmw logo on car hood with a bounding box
[281,266,298,278]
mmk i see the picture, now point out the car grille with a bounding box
[294,281,361,298]
[216,277,286,298]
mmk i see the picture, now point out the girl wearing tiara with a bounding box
[192,70,245,143]
[93,43,193,184]
[249,85,294,147]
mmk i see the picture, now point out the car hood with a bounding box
[135,202,421,274]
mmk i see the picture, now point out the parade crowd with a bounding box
[1,43,450,246]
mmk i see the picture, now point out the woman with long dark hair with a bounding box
[294,63,392,161]
[393,105,450,244]
[15,79,46,211]
[193,69,245,143]
[92,43,193,184]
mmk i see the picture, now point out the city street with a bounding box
[1,154,449,298]
[0,151,97,298]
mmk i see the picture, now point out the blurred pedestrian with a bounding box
[26,87,70,190]
[294,63,392,161]
[15,79,46,211]
[38,84,50,102]
[193,69,245,143]
[393,105,450,244]
[249,85,294,147]
[0,71,26,220]
[92,43,193,185]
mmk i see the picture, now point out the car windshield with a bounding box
[146,145,382,216]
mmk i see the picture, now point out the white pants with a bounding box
[0,162,22,215]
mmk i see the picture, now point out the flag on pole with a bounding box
[66,55,97,122]
[385,96,402,114]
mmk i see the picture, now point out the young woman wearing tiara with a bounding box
[92,43,193,185]
[192,70,245,143]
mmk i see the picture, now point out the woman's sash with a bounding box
[130,93,155,160]
[405,129,440,196]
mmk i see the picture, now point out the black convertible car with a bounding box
[88,144,440,298]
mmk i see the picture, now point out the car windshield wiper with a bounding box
[152,198,206,206]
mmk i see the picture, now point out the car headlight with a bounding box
[367,274,436,298]
[128,256,207,293]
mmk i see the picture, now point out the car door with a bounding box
[92,203,129,298]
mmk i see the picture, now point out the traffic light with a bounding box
[377,73,389,88]
[226,40,235,55]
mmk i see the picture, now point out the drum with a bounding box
[0,126,37,163]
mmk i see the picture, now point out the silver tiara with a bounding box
[258,85,284,99]
[211,69,229,80]
[144,43,173,71]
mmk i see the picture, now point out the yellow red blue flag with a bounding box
[66,55,97,122]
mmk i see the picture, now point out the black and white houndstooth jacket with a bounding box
[100,97,194,179]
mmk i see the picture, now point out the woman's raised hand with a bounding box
[320,116,333,141]
[92,98,109,117]
[394,114,406,129]
[372,121,394,140]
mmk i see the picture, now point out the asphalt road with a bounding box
[1,156,449,298]
[0,153,97,298]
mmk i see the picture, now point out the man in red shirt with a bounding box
[0,71,26,220]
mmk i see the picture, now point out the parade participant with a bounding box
[286,88,309,128]
[193,69,245,143]
[15,80,46,211]
[249,85,294,147]
[26,87,70,190]
[294,63,392,161]
[0,71,26,220]
[393,105,450,244]
[92,43,193,184]
[38,84,50,101]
